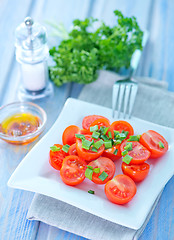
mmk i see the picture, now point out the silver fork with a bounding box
[112,30,149,119]
[112,76,138,119]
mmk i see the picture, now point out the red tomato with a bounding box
[60,156,86,186]
[88,157,116,184]
[68,143,77,156]
[79,128,91,135]
[120,141,151,164]
[49,144,68,170]
[105,174,137,205]
[122,162,150,182]
[110,120,134,138]
[140,130,168,158]
[76,135,105,162]
[82,115,110,130]
[62,125,80,145]
[102,145,122,161]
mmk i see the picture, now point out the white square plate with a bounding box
[8,98,174,230]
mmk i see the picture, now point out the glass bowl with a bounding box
[0,102,47,144]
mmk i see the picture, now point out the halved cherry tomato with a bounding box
[120,141,151,164]
[49,144,68,170]
[82,115,110,130]
[122,162,150,182]
[102,145,122,161]
[140,130,168,158]
[69,143,77,156]
[110,120,134,138]
[62,125,80,145]
[79,128,91,135]
[88,157,116,184]
[60,155,86,186]
[76,135,105,162]
[105,174,137,205]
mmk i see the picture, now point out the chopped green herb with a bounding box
[62,144,70,153]
[92,131,100,139]
[93,168,100,173]
[85,168,93,180]
[82,139,93,150]
[91,146,98,152]
[121,150,128,156]
[124,142,133,151]
[101,134,109,141]
[127,135,141,141]
[103,127,109,135]
[93,139,104,149]
[114,139,122,145]
[50,145,60,152]
[88,190,95,194]
[122,130,129,137]
[90,125,98,132]
[104,140,112,149]
[115,133,127,140]
[159,141,164,148]
[87,165,93,170]
[75,134,85,140]
[108,131,112,139]
[114,130,120,139]
[122,155,133,164]
[98,171,108,181]
[113,149,118,155]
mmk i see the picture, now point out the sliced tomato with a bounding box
[68,143,77,156]
[88,157,116,184]
[120,141,151,164]
[105,174,137,205]
[82,115,110,130]
[76,135,105,162]
[110,120,134,138]
[49,144,68,170]
[60,156,86,186]
[140,130,168,158]
[62,125,80,146]
[79,128,91,135]
[122,162,150,182]
[102,145,122,161]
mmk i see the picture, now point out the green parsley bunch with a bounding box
[49,10,143,87]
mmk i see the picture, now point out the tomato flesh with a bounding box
[49,144,68,170]
[102,145,121,161]
[88,157,116,184]
[76,135,105,162]
[105,174,137,205]
[120,141,151,164]
[62,125,80,146]
[60,156,86,186]
[110,120,134,138]
[68,143,77,156]
[140,130,168,158]
[82,115,110,130]
[122,162,150,182]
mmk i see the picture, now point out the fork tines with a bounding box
[112,79,138,119]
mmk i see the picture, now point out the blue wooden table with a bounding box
[0,0,174,239]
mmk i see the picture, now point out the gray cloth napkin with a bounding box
[27,70,174,240]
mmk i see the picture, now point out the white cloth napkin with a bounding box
[27,70,173,240]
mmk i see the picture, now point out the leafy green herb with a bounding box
[50,145,60,152]
[91,146,98,152]
[49,10,143,86]
[121,150,128,156]
[88,190,95,194]
[98,171,108,181]
[90,125,98,132]
[75,134,85,140]
[122,155,133,164]
[104,140,112,149]
[108,131,112,139]
[93,168,100,173]
[124,142,133,151]
[62,144,70,153]
[159,141,164,149]
[100,134,109,141]
[85,167,93,180]
[82,139,93,150]
[127,135,141,141]
[92,131,100,139]
[113,149,118,155]
[93,139,104,149]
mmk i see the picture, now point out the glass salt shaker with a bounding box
[15,17,53,100]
